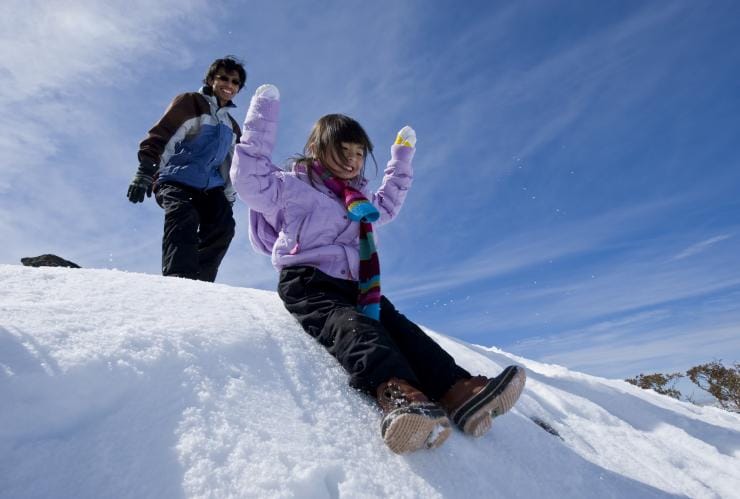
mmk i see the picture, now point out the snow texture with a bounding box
[1,265,738,498]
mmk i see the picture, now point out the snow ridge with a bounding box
[1,265,738,498]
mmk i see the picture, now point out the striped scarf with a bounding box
[312,162,381,320]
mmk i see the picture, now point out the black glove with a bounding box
[127,163,157,203]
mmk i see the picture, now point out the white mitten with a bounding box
[254,84,280,100]
[394,125,416,148]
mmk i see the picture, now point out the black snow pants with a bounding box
[277,265,470,399]
[155,182,235,282]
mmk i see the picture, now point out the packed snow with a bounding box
[1,265,738,498]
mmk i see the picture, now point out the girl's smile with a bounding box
[324,142,365,180]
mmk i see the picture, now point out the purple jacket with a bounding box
[230,94,415,281]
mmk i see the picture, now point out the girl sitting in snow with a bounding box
[230,84,526,454]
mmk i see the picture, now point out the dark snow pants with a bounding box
[277,265,470,399]
[155,182,235,282]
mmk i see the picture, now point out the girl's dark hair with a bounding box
[204,55,247,90]
[293,114,377,184]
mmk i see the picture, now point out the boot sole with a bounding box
[381,403,452,454]
[450,366,527,436]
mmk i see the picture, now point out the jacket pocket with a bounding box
[288,214,310,255]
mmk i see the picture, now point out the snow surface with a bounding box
[1,264,739,499]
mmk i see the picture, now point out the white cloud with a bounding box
[672,234,732,261]
[505,299,740,379]
[0,0,209,98]
[407,230,740,346]
[0,0,210,175]
[390,197,683,300]
[534,322,740,379]
[406,2,690,183]
[0,0,215,266]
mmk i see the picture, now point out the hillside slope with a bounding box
[1,265,738,498]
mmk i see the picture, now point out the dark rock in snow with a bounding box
[531,417,564,440]
[21,254,81,268]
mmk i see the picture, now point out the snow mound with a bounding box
[1,265,738,498]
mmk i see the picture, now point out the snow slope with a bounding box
[1,265,738,499]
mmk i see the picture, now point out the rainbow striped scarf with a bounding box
[312,162,381,319]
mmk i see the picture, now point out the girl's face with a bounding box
[324,142,365,180]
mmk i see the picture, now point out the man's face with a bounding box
[209,69,241,106]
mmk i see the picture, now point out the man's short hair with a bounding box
[204,56,247,90]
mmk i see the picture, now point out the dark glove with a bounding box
[127,163,157,203]
[224,186,237,207]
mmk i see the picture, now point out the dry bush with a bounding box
[686,361,740,413]
[626,361,739,413]
[625,372,683,399]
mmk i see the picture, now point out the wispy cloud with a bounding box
[403,2,690,183]
[0,0,211,176]
[513,314,740,379]
[0,0,214,265]
[389,197,683,301]
[402,225,740,341]
[672,234,732,261]
[1,0,737,382]
[0,0,209,96]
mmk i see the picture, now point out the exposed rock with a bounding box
[531,417,563,440]
[21,254,81,268]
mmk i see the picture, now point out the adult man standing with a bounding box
[127,56,246,282]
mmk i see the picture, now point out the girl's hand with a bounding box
[394,126,416,148]
[254,84,280,100]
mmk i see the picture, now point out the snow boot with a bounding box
[440,365,526,437]
[376,378,451,454]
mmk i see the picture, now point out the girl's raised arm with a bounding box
[230,84,283,215]
[372,126,417,226]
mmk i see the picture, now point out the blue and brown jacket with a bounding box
[138,86,241,198]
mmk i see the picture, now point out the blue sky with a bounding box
[1,0,738,379]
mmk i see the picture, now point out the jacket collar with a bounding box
[199,85,237,109]
[293,161,368,194]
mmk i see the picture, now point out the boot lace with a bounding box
[382,383,410,409]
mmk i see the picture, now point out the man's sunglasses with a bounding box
[215,74,241,86]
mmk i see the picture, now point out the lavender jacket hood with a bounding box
[230,94,415,281]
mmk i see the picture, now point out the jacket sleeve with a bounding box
[138,93,197,167]
[219,114,242,203]
[220,149,237,203]
[229,95,283,215]
[371,144,415,226]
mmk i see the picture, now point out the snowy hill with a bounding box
[1,265,738,499]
